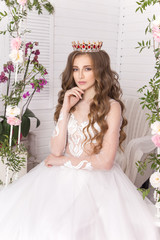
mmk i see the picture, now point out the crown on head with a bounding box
[72,41,103,52]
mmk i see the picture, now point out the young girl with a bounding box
[0,41,159,240]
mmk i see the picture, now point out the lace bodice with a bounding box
[51,100,122,171]
[66,113,100,157]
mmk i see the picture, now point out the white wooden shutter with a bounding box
[24,9,54,109]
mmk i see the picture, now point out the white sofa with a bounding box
[117,97,156,188]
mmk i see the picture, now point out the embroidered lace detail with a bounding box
[67,114,100,157]
[64,160,93,170]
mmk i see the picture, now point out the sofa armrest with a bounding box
[124,135,156,187]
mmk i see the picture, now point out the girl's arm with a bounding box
[46,102,121,170]
[50,87,84,156]
[50,108,70,156]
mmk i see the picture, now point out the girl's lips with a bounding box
[78,81,86,84]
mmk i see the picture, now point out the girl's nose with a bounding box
[79,69,84,79]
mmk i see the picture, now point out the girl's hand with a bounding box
[44,154,64,168]
[62,87,84,113]
[44,154,55,167]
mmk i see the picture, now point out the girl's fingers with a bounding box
[73,87,84,94]
[67,87,84,96]
[71,90,82,99]
[47,164,53,167]
[67,89,82,99]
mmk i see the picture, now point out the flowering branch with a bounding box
[136,0,160,13]
[136,1,160,211]
[0,0,54,36]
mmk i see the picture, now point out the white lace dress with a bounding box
[0,112,159,240]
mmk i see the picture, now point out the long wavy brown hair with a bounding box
[54,50,127,154]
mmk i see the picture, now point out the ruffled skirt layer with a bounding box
[0,162,159,240]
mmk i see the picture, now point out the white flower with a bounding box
[151,121,160,135]
[6,105,21,117]
[150,172,160,189]
[9,49,23,64]
[155,201,160,208]
[151,16,160,28]
[17,0,27,6]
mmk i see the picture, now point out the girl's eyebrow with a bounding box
[73,65,92,68]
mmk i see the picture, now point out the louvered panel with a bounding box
[21,10,54,108]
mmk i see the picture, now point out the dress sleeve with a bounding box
[50,110,69,156]
[52,112,63,138]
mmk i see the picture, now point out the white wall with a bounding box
[119,0,159,98]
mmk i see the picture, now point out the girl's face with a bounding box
[72,54,95,92]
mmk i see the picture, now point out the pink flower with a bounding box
[33,49,40,55]
[23,91,30,98]
[3,62,14,73]
[11,37,22,50]
[7,62,14,72]
[0,72,8,83]
[36,88,40,92]
[7,116,21,126]
[31,55,39,64]
[39,78,47,86]
[17,0,27,6]
[151,26,160,42]
[30,83,35,89]
[152,134,160,147]
[153,32,160,42]
[3,64,8,73]
[44,69,48,75]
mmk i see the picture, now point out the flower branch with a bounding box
[136,1,160,210]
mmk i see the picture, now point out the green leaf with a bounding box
[0,11,7,21]
[145,26,148,34]
[21,116,30,137]
[12,126,19,140]
[138,188,150,200]
[42,3,54,14]
[0,122,2,134]
[2,119,10,136]
[23,108,40,128]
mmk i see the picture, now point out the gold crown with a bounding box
[72,41,103,52]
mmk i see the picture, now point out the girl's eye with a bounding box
[85,68,92,71]
[73,68,78,72]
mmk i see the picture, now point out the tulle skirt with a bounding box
[0,161,159,240]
